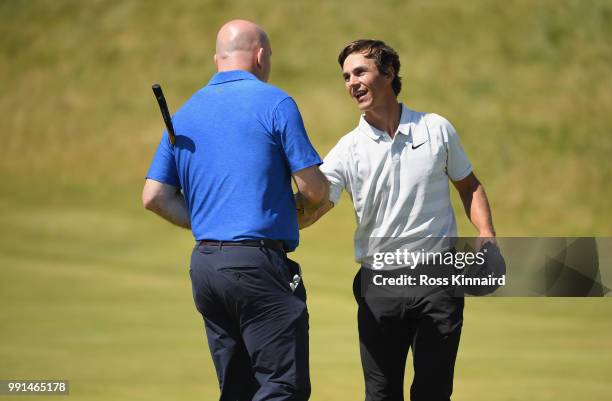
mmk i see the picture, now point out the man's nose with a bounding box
[347,75,359,87]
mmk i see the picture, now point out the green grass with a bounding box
[1,0,611,400]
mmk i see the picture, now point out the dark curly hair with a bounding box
[338,39,402,96]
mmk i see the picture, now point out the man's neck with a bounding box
[364,101,402,139]
[216,61,261,81]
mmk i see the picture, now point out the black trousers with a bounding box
[190,243,310,401]
[354,269,464,401]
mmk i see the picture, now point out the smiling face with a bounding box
[341,52,395,113]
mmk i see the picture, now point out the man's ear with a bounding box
[255,47,264,68]
[384,67,395,83]
[213,53,219,68]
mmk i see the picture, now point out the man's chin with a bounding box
[356,100,372,112]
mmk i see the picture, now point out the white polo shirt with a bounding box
[321,104,472,263]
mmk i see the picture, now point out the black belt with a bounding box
[197,239,286,252]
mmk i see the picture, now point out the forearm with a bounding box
[292,166,330,214]
[145,189,191,229]
[462,184,495,236]
[453,173,496,237]
[158,192,191,228]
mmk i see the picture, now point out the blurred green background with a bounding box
[1,0,611,400]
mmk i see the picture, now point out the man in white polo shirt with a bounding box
[298,40,496,401]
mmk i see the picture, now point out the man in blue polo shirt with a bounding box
[143,19,328,401]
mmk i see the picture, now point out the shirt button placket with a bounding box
[391,135,402,164]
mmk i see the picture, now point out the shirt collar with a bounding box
[358,116,386,140]
[208,70,259,85]
[358,103,415,141]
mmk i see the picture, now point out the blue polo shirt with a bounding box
[146,70,322,251]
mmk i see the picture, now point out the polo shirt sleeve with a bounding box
[439,116,473,181]
[273,97,322,173]
[145,131,181,187]
[320,139,348,205]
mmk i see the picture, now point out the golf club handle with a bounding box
[151,84,176,145]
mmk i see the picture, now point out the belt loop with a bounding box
[218,241,223,251]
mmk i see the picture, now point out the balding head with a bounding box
[214,19,272,82]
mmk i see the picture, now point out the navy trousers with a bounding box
[190,243,310,401]
[354,269,464,401]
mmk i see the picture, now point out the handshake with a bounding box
[294,192,331,230]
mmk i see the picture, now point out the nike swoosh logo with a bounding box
[411,142,426,150]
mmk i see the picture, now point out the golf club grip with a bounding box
[151,84,176,145]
